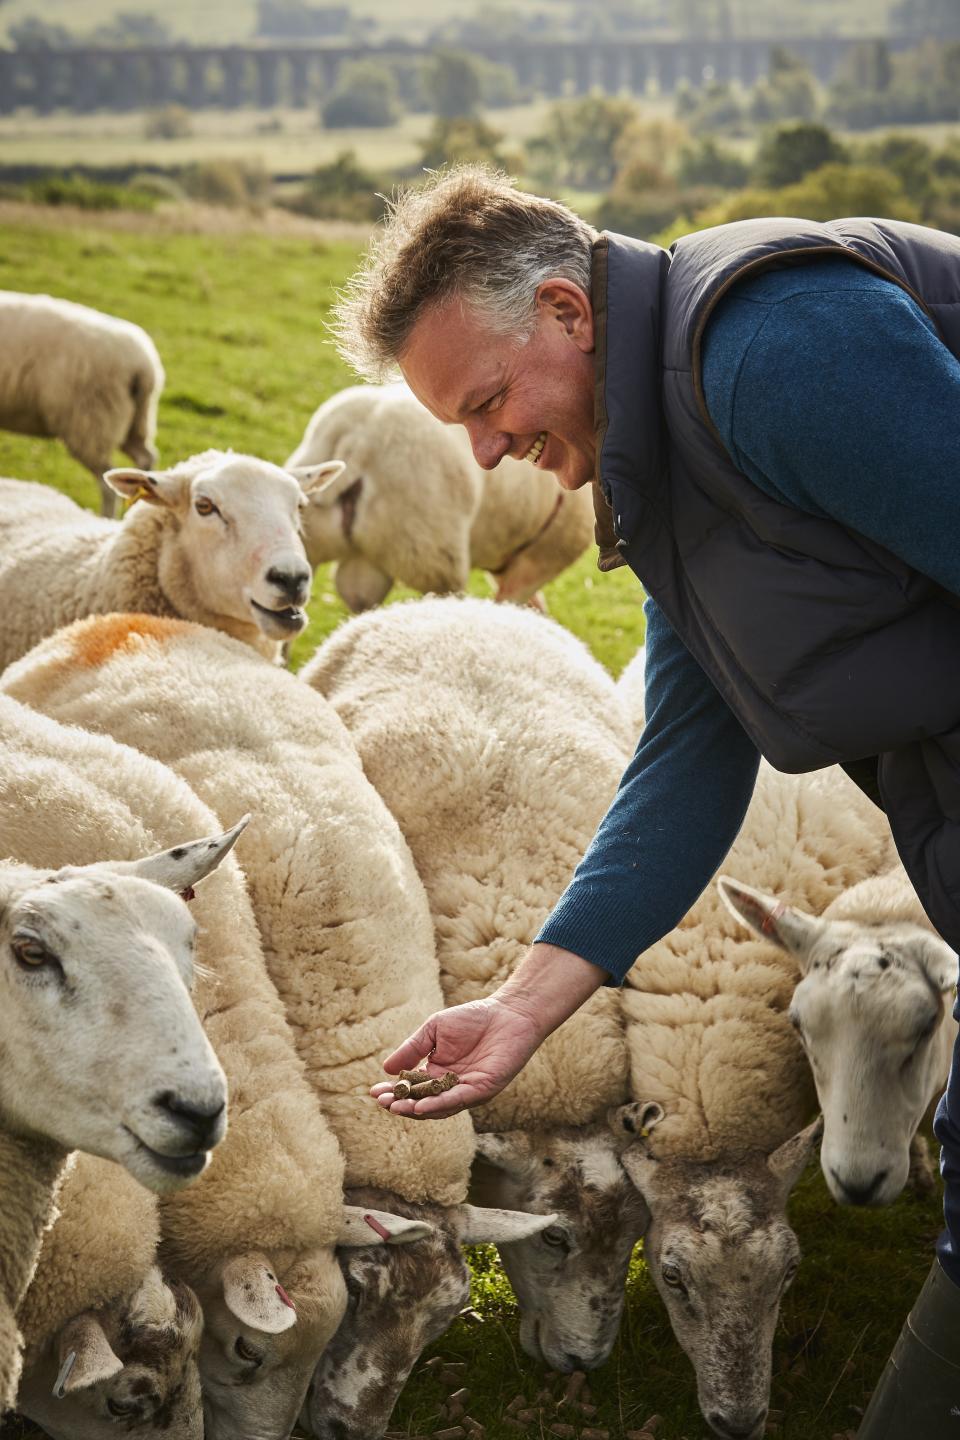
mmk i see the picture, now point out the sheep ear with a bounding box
[118,816,250,897]
[451,1205,559,1246]
[289,461,348,498]
[717,875,825,969]
[767,1116,823,1197]
[472,1131,533,1181]
[608,1100,664,1145]
[104,468,182,508]
[222,1254,297,1334]
[54,1315,123,1396]
[619,1144,660,1205]
[337,1206,435,1247]
[917,934,958,992]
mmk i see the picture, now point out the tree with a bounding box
[423,50,482,119]
[418,116,513,170]
[891,0,960,36]
[320,60,399,128]
[861,132,935,203]
[526,92,639,188]
[90,12,174,45]
[752,122,847,188]
[10,17,76,47]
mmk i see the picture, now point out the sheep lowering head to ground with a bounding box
[16,1155,206,1440]
[289,384,595,611]
[719,868,957,1207]
[618,760,897,1440]
[0,449,343,669]
[0,291,165,516]
[305,1192,558,1440]
[303,596,646,1374]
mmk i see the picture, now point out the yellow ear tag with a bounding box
[135,485,153,502]
[640,1127,650,1138]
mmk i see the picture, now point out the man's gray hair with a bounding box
[332,164,598,382]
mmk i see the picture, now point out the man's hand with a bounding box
[370,942,607,1119]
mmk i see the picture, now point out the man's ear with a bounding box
[534,278,594,351]
[104,468,184,509]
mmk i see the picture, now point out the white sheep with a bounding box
[0,671,436,1440]
[0,448,343,670]
[302,596,658,1376]
[617,760,897,1440]
[615,643,646,730]
[719,864,956,1207]
[0,694,239,1413]
[3,613,553,1440]
[288,383,596,611]
[15,1155,206,1440]
[0,291,165,517]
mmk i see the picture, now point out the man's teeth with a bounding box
[523,432,547,464]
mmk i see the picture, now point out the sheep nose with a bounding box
[266,565,310,604]
[707,1408,767,1440]
[831,1167,889,1205]
[154,1091,226,1151]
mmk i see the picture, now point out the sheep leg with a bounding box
[490,552,550,611]
[908,1131,937,1195]
[67,444,120,518]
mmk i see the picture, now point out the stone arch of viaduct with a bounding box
[0,35,909,115]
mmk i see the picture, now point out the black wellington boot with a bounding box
[857,1260,960,1437]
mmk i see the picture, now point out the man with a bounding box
[333,164,960,1437]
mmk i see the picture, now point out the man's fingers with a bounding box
[382,1017,438,1075]
[370,1081,396,1098]
[410,1084,477,1119]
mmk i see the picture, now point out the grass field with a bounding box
[0,201,943,1440]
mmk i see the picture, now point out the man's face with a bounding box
[399,279,597,491]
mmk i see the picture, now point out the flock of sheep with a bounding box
[0,293,955,1440]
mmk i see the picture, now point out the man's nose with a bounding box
[464,421,510,471]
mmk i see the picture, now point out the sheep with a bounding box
[15,1154,207,1440]
[301,595,659,1376]
[2,613,554,1440]
[615,643,646,730]
[0,694,238,1413]
[0,684,424,1440]
[0,447,343,670]
[0,291,165,517]
[718,864,957,1207]
[287,383,596,611]
[616,759,897,1440]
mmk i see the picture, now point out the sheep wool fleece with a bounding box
[303,596,636,1132]
[625,761,896,1159]
[4,615,474,1208]
[0,684,346,1290]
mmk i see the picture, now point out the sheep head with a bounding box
[718,874,956,1206]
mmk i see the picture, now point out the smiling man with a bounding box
[334,165,960,1439]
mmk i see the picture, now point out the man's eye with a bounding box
[481,391,504,413]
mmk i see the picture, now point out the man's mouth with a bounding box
[523,432,547,464]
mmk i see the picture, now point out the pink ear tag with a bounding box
[363,1213,392,1241]
[180,886,196,902]
[275,1284,296,1311]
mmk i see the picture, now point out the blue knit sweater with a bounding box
[537,257,960,981]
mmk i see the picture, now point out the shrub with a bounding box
[752,122,847,189]
[526,92,640,188]
[320,60,399,128]
[24,173,158,212]
[181,159,272,210]
[674,136,749,189]
[282,151,386,222]
[418,117,514,170]
[423,49,483,119]
[144,105,193,140]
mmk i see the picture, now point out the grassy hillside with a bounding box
[0,203,941,1440]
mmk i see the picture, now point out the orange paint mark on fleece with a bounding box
[67,613,189,668]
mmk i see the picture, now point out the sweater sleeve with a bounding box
[536,598,760,983]
[702,265,960,598]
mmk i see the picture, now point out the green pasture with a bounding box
[0,207,942,1440]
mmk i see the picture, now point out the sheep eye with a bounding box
[783,1261,799,1289]
[661,1262,684,1288]
[106,1398,138,1418]
[541,1226,568,1249]
[11,933,56,970]
[234,1336,262,1366]
[194,497,219,517]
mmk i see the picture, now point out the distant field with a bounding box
[0,200,943,1440]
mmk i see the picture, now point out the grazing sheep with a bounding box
[0,291,165,517]
[0,448,342,669]
[0,695,236,1413]
[617,760,896,1440]
[303,596,653,1375]
[3,614,548,1440]
[15,1155,206,1440]
[0,677,433,1440]
[719,865,957,1207]
[288,384,595,610]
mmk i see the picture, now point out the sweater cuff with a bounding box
[535,882,669,987]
